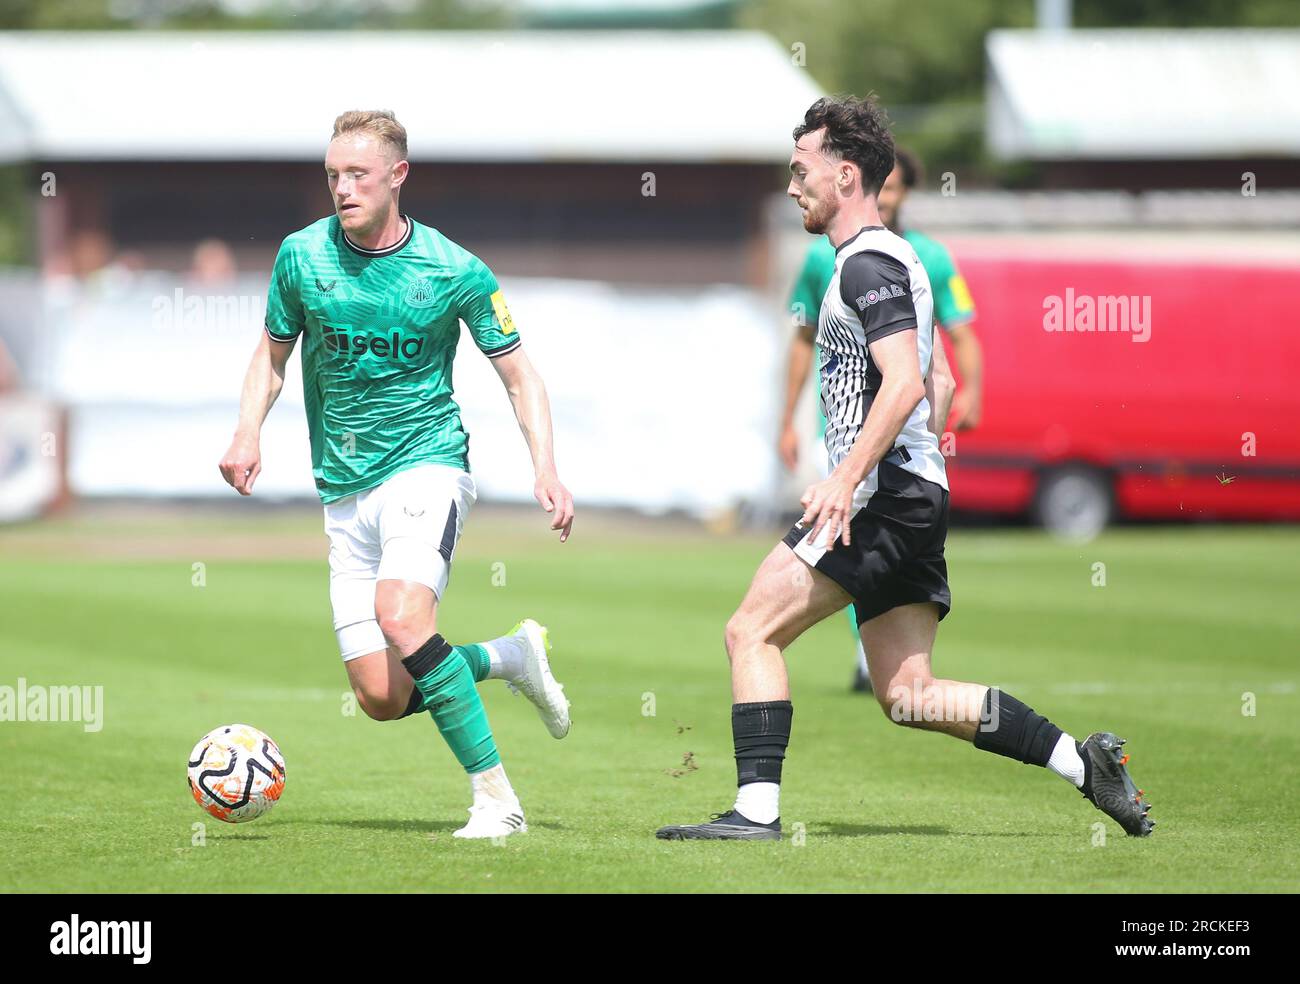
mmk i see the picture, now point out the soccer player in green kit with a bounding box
[219,110,574,840]
[777,148,983,693]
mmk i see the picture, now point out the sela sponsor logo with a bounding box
[854,283,906,310]
[50,914,151,964]
[321,324,426,360]
[0,678,103,733]
[1043,288,1152,343]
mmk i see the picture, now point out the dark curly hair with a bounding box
[793,95,895,196]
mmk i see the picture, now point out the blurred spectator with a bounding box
[188,239,238,286]
[68,229,114,281]
[43,230,142,301]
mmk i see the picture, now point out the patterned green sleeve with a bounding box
[264,239,305,342]
[929,243,976,330]
[458,257,521,358]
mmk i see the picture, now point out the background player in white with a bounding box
[219,110,574,840]
[657,96,1154,841]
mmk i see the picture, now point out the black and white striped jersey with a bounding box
[816,225,948,505]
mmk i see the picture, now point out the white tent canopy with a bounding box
[0,30,822,163]
[987,29,1300,159]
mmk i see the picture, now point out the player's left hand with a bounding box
[800,470,857,551]
[534,472,575,543]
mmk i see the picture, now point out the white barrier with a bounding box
[4,272,786,517]
[0,394,63,522]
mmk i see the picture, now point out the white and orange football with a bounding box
[187,724,286,823]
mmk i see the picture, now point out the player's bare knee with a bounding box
[375,607,433,654]
[723,615,742,660]
[355,687,404,722]
[375,610,411,649]
[878,671,936,726]
[724,611,762,661]
[878,691,925,728]
[374,582,436,652]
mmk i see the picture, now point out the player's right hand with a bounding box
[534,471,575,543]
[219,436,262,496]
[951,389,982,431]
[778,423,799,472]
[799,470,856,551]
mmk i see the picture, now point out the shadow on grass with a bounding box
[206,834,272,842]
[816,823,950,838]
[817,823,1062,839]
[277,818,566,834]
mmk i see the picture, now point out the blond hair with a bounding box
[331,109,408,161]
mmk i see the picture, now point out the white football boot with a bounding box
[454,764,527,840]
[505,619,571,739]
[452,802,528,840]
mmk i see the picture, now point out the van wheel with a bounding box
[1032,466,1113,540]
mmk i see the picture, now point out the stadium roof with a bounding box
[987,29,1300,159]
[0,30,821,164]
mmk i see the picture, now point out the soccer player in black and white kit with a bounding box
[656,96,1154,841]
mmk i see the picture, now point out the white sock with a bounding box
[733,782,780,824]
[483,633,528,682]
[1046,732,1086,788]
[470,763,519,807]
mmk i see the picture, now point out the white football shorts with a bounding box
[323,463,476,662]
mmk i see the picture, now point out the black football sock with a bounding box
[396,682,425,719]
[972,688,1062,767]
[731,700,792,824]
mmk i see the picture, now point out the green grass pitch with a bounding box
[1,509,1297,892]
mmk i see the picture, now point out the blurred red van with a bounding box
[939,247,1300,536]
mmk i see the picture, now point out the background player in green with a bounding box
[777,147,984,693]
[219,110,574,840]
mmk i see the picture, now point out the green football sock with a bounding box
[401,635,500,774]
[455,643,492,684]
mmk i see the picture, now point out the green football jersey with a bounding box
[786,229,975,334]
[904,229,976,329]
[787,234,837,334]
[264,214,520,503]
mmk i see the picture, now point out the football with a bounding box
[187,724,286,823]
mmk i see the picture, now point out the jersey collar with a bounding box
[834,225,886,254]
[341,214,413,258]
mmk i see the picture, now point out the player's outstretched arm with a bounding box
[800,328,925,550]
[926,326,956,439]
[219,332,296,496]
[489,347,575,542]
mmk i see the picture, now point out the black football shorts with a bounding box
[782,458,951,626]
